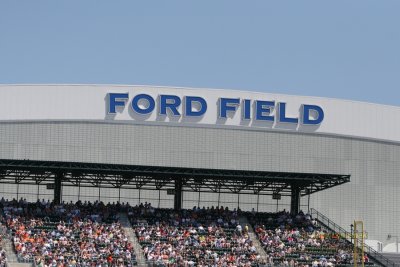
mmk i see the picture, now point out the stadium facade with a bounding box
[0,84,399,245]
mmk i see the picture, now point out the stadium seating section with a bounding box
[0,199,378,267]
[246,211,364,267]
[129,204,258,266]
[0,199,136,266]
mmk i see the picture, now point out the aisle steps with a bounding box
[0,225,19,263]
[239,216,269,261]
[118,213,147,267]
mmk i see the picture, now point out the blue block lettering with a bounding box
[108,93,129,114]
[219,98,240,118]
[303,104,324,125]
[243,99,251,120]
[131,94,155,114]
[160,95,181,116]
[255,100,275,121]
[278,102,299,123]
[185,96,207,116]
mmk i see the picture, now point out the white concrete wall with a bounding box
[0,84,399,143]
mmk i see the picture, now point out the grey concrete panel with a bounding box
[0,122,398,243]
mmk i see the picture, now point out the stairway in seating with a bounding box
[239,216,269,261]
[0,225,21,264]
[310,208,399,267]
[382,253,400,266]
[118,213,147,267]
[7,264,32,267]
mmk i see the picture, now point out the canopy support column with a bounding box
[174,177,183,210]
[54,172,63,204]
[290,185,301,215]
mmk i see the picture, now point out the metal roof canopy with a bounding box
[0,158,350,198]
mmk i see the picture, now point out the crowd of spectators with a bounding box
[0,198,376,267]
[129,203,263,266]
[0,245,6,267]
[247,210,361,267]
[0,198,136,266]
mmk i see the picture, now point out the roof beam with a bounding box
[0,159,350,196]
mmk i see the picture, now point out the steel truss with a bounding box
[0,159,350,197]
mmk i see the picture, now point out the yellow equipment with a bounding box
[353,220,366,267]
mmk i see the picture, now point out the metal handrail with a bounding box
[310,208,398,267]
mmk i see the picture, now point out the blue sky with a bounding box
[0,1,399,105]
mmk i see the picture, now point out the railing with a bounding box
[311,208,398,267]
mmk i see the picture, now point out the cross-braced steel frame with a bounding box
[0,159,350,213]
